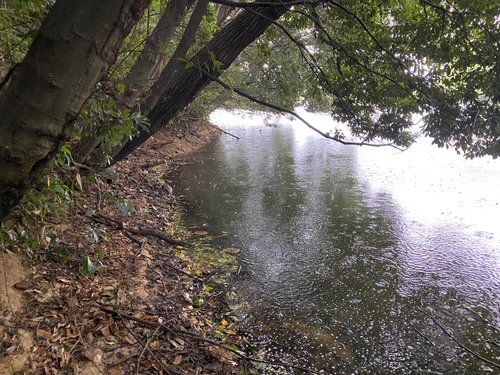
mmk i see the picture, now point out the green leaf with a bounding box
[82,255,97,276]
[159,41,165,53]
[222,71,233,93]
[116,202,135,216]
[80,108,89,123]
[185,62,193,69]
[116,82,125,94]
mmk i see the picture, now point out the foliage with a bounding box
[0,0,48,74]
[79,89,150,165]
[205,0,500,158]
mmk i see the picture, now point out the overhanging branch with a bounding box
[197,65,404,150]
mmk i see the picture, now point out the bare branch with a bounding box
[240,5,355,118]
[99,305,322,374]
[290,8,415,98]
[418,309,500,370]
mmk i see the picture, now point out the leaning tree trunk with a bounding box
[112,2,288,163]
[104,0,209,162]
[0,0,151,223]
[72,0,195,164]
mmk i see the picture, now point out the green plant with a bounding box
[80,94,150,165]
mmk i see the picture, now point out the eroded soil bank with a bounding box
[0,121,256,375]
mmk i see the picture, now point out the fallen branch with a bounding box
[451,293,500,335]
[156,253,201,280]
[418,309,500,370]
[409,323,435,346]
[215,126,240,139]
[92,214,192,247]
[99,305,321,374]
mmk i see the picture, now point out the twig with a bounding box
[93,214,192,247]
[107,350,139,367]
[419,309,500,370]
[100,305,322,374]
[156,253,201,280]
[451,293,500,335]
[118,314,174,375]
[216,126,240,139]
[124,230,142,246]
[147,260,168,294]
[136,324,162,375]
[409,323,435,346]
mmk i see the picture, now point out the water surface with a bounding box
[173,111,500,374]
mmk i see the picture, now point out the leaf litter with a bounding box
[0,123,259,375]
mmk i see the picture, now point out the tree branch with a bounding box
[209,0,324,7]
[290,8,415,98]
[99,305,322,374]
[326,0,408,72]
[420,0,477,16]
[197,64,405,150]
[240,5,355,118]
[419,309,500,370]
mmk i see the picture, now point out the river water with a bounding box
[173,111,500,374]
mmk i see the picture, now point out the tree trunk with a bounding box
[112,2,287,163]
[0,0,151,223]
[72,0,194,164]
[121,0,196,107]
[140,0,210,116]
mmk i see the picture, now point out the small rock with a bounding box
[14,280,31,290]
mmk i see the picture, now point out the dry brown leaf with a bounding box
[99,325,111,338]
[110,322,119,335]
[209,346,235,363]
[37,329,52,341]
[193,231,208,235]
[76,173,83,190]
[173,354,182,365]
[226,335,243,346]
[227,248,240,254]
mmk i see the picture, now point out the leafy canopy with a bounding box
[211,0,500,158]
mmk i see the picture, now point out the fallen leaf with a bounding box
[110,322,119,335]
[182,293,193,304]
[76,173,83,190]
[37,329,52,340]
[226,335,243,346]
[82,348,103,363]
[173,354,182,365]
[227,248,240,254]
[99,325,111,338]
[193,231,208,235]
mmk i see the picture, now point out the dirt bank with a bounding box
[0,120,252,375]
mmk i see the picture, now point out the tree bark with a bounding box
[121,0,196,108]
[103,0,209,162]
[0,0,151,223]
[72,0,195,164]
[112,1,287,163]
[141,0,210,116]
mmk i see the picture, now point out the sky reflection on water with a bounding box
[173,110,500,374]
